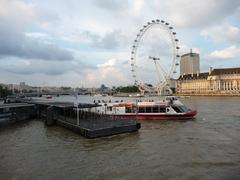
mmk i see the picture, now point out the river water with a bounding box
[0,96,240,180]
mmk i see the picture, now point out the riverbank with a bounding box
[176,93,240,97]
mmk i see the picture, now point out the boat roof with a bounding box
[137,102,168,106]
[100,98,184,107]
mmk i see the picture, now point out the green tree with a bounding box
[114,85,139,93]
[0,85,12,98]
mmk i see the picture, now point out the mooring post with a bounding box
[77,106,79,126]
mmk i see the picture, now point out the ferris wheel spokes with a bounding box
[154,62,164,85]
[155,60,168,78]
[148,56,166,85]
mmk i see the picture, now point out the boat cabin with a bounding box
[99,101,191,115]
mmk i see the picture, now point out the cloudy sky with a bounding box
[0,0,240,87]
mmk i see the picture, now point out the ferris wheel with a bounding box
[130,19,180,95]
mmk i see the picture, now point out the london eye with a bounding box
[130,19,180,95]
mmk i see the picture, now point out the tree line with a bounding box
[113,85,140,93]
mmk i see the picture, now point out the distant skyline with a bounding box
[0,0,240,87]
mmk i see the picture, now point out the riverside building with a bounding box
[180,50,200,75]
[176,67,240,95]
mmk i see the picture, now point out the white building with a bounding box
[177,67,240,95]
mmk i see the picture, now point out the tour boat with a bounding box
[96,97,197,120]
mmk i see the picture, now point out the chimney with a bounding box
[209,67,213,75]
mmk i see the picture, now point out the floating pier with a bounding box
[33,100,141,138]
[0,103,36,127]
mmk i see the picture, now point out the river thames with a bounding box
[0,96,240,180]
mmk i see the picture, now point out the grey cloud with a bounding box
[137,31,174,58]
[122,60,129,65]
[234,6,240,19]
[0,59,92,76]
[96,31,120,49]
[201,24,240,45]
[153,0,240,27]
[0,22,73,61]
[84,30,121,49]
[94,0,128,11]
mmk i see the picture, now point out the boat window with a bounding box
[166,96,177,101]
[125,107,132,113]
[146,107,152,113]
[171,106,182,113]
[107,106,112,111]
[138,107,145,113]
[159,107,166,113]
[3,108,10,113]
[179,106,189,112]
[153,106,159,113]
[131,107,137,113]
